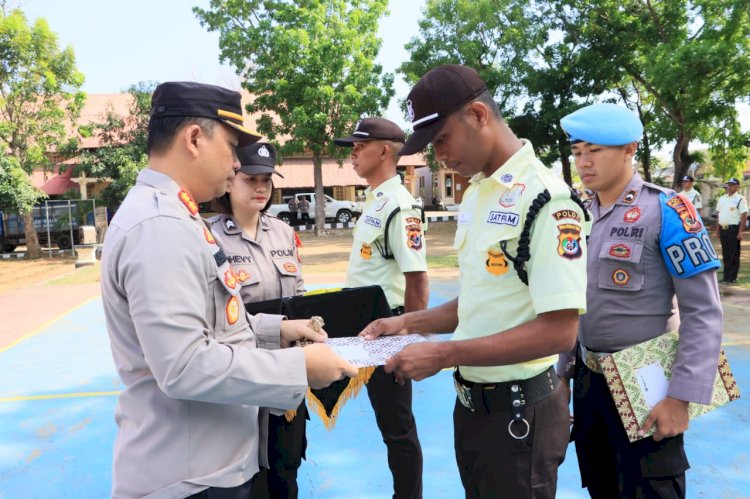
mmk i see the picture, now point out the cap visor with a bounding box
[223,120,263,146]
[399,119,445,156]
[333,136,357,147]
[239,165,284,178]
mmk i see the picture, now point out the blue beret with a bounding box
[560,103,643,146]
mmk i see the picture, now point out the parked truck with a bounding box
[0,200,91,252]
[267,193,361,225]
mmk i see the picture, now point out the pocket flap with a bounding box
[272,258,300,277]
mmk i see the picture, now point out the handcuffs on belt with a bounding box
[453,371,531,440]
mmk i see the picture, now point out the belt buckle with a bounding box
[453,374,475,412]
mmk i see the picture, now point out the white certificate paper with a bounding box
[636,362,669,409]
[327,334,428,368]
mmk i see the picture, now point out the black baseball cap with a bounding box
[400,64,488,156]
[682,175,695,182]
[334,117,406,146]
[726,178,740,185]
[150,81,262,146]
[237,143,283,177]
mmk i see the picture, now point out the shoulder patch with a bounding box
[556,223,583,259]
[552,209,581,223]
[659,192,719,278]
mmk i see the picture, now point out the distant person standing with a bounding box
[287,196,299,226]
[298,196,310,224]
[715,177,748,283]
[334,117,429,499]
[679,175,702,210]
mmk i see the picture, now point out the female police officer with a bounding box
[209,142,309,499]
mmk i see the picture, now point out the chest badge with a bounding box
[361,243,372,260]
[622,189,637,204]
[499,183,526,208]
[556,224,583,259]
[178,190,199,216]
[612,268,630,286]
[283,262,298,273]
[623,207,641,223]
[375,196,389,211]
[226,296,240,325]
[609,243,632,259]
[236,269,251,283]
[486,249,509,276]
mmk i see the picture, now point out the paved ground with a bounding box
[0,273,748,498]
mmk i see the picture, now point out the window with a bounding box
[445,174,453,198]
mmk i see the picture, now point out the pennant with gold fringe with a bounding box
[246,285,394,429]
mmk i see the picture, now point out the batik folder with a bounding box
[598,330,740,442]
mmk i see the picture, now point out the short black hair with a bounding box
[474,90,502,119]
[147,116,218,155]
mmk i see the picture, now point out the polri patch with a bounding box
[552,209,581,223]
[364,215,382,228]
[666,194,702,233]
[406,217,423,250]
[624,207,641,223]
[487,211,519,226]
[557,223,583,259]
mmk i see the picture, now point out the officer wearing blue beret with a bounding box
[557,103,723,498]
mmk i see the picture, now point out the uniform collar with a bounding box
[592,173,644,216]
[468,140,535,186]
[137,168,200,218]
[259,213,271,231]
[366,174,402,201]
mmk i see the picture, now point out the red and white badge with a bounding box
[623,207,641,223]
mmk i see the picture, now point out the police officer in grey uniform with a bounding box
[101,82,356,499]
[558,103,723,498]
[209,143,308,499]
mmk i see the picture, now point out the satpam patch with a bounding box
[226,295,240,325]
[612,268,630,286]
[364,215,382,228]
[556,223,583,259]
[624,207,641,223]
[485,249,509,276]
[405,217,423,250]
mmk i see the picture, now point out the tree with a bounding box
[555,0,750,188]
[0,9,84,257]
[195,0,394,235]
[78,82,154,211]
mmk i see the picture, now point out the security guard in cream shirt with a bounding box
[101,82,356,499]
[335,117,428,498]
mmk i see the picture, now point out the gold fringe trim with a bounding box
[305,366,376,430]
[283,408,298,423]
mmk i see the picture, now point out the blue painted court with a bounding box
[0,279,748,498]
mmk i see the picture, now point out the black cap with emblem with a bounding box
[399,65,487,156]
[237,143,284,177]
[682,175,695,182]
[334,117,406,146]
[150,81,262,146]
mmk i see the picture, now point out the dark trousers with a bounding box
[250,402,307,499]
[573,359,689,498]
[453,382,569,499]
[366,366,423,499]
[186,479,252,499]
[299,212,310,224]
[719,225,741,281]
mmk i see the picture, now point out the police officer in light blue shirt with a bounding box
[557,103,723,499]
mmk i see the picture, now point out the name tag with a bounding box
[486,211,519,226]
[364,216,382,228]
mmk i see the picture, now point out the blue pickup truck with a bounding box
[0,201,91,252]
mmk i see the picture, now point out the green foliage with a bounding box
[555,0,750,186]
[195,0,394,234]
[78,82,154,210]
[0,154,44,212]
[194,0,393,159]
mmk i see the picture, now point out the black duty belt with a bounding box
[453,366,560,440]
